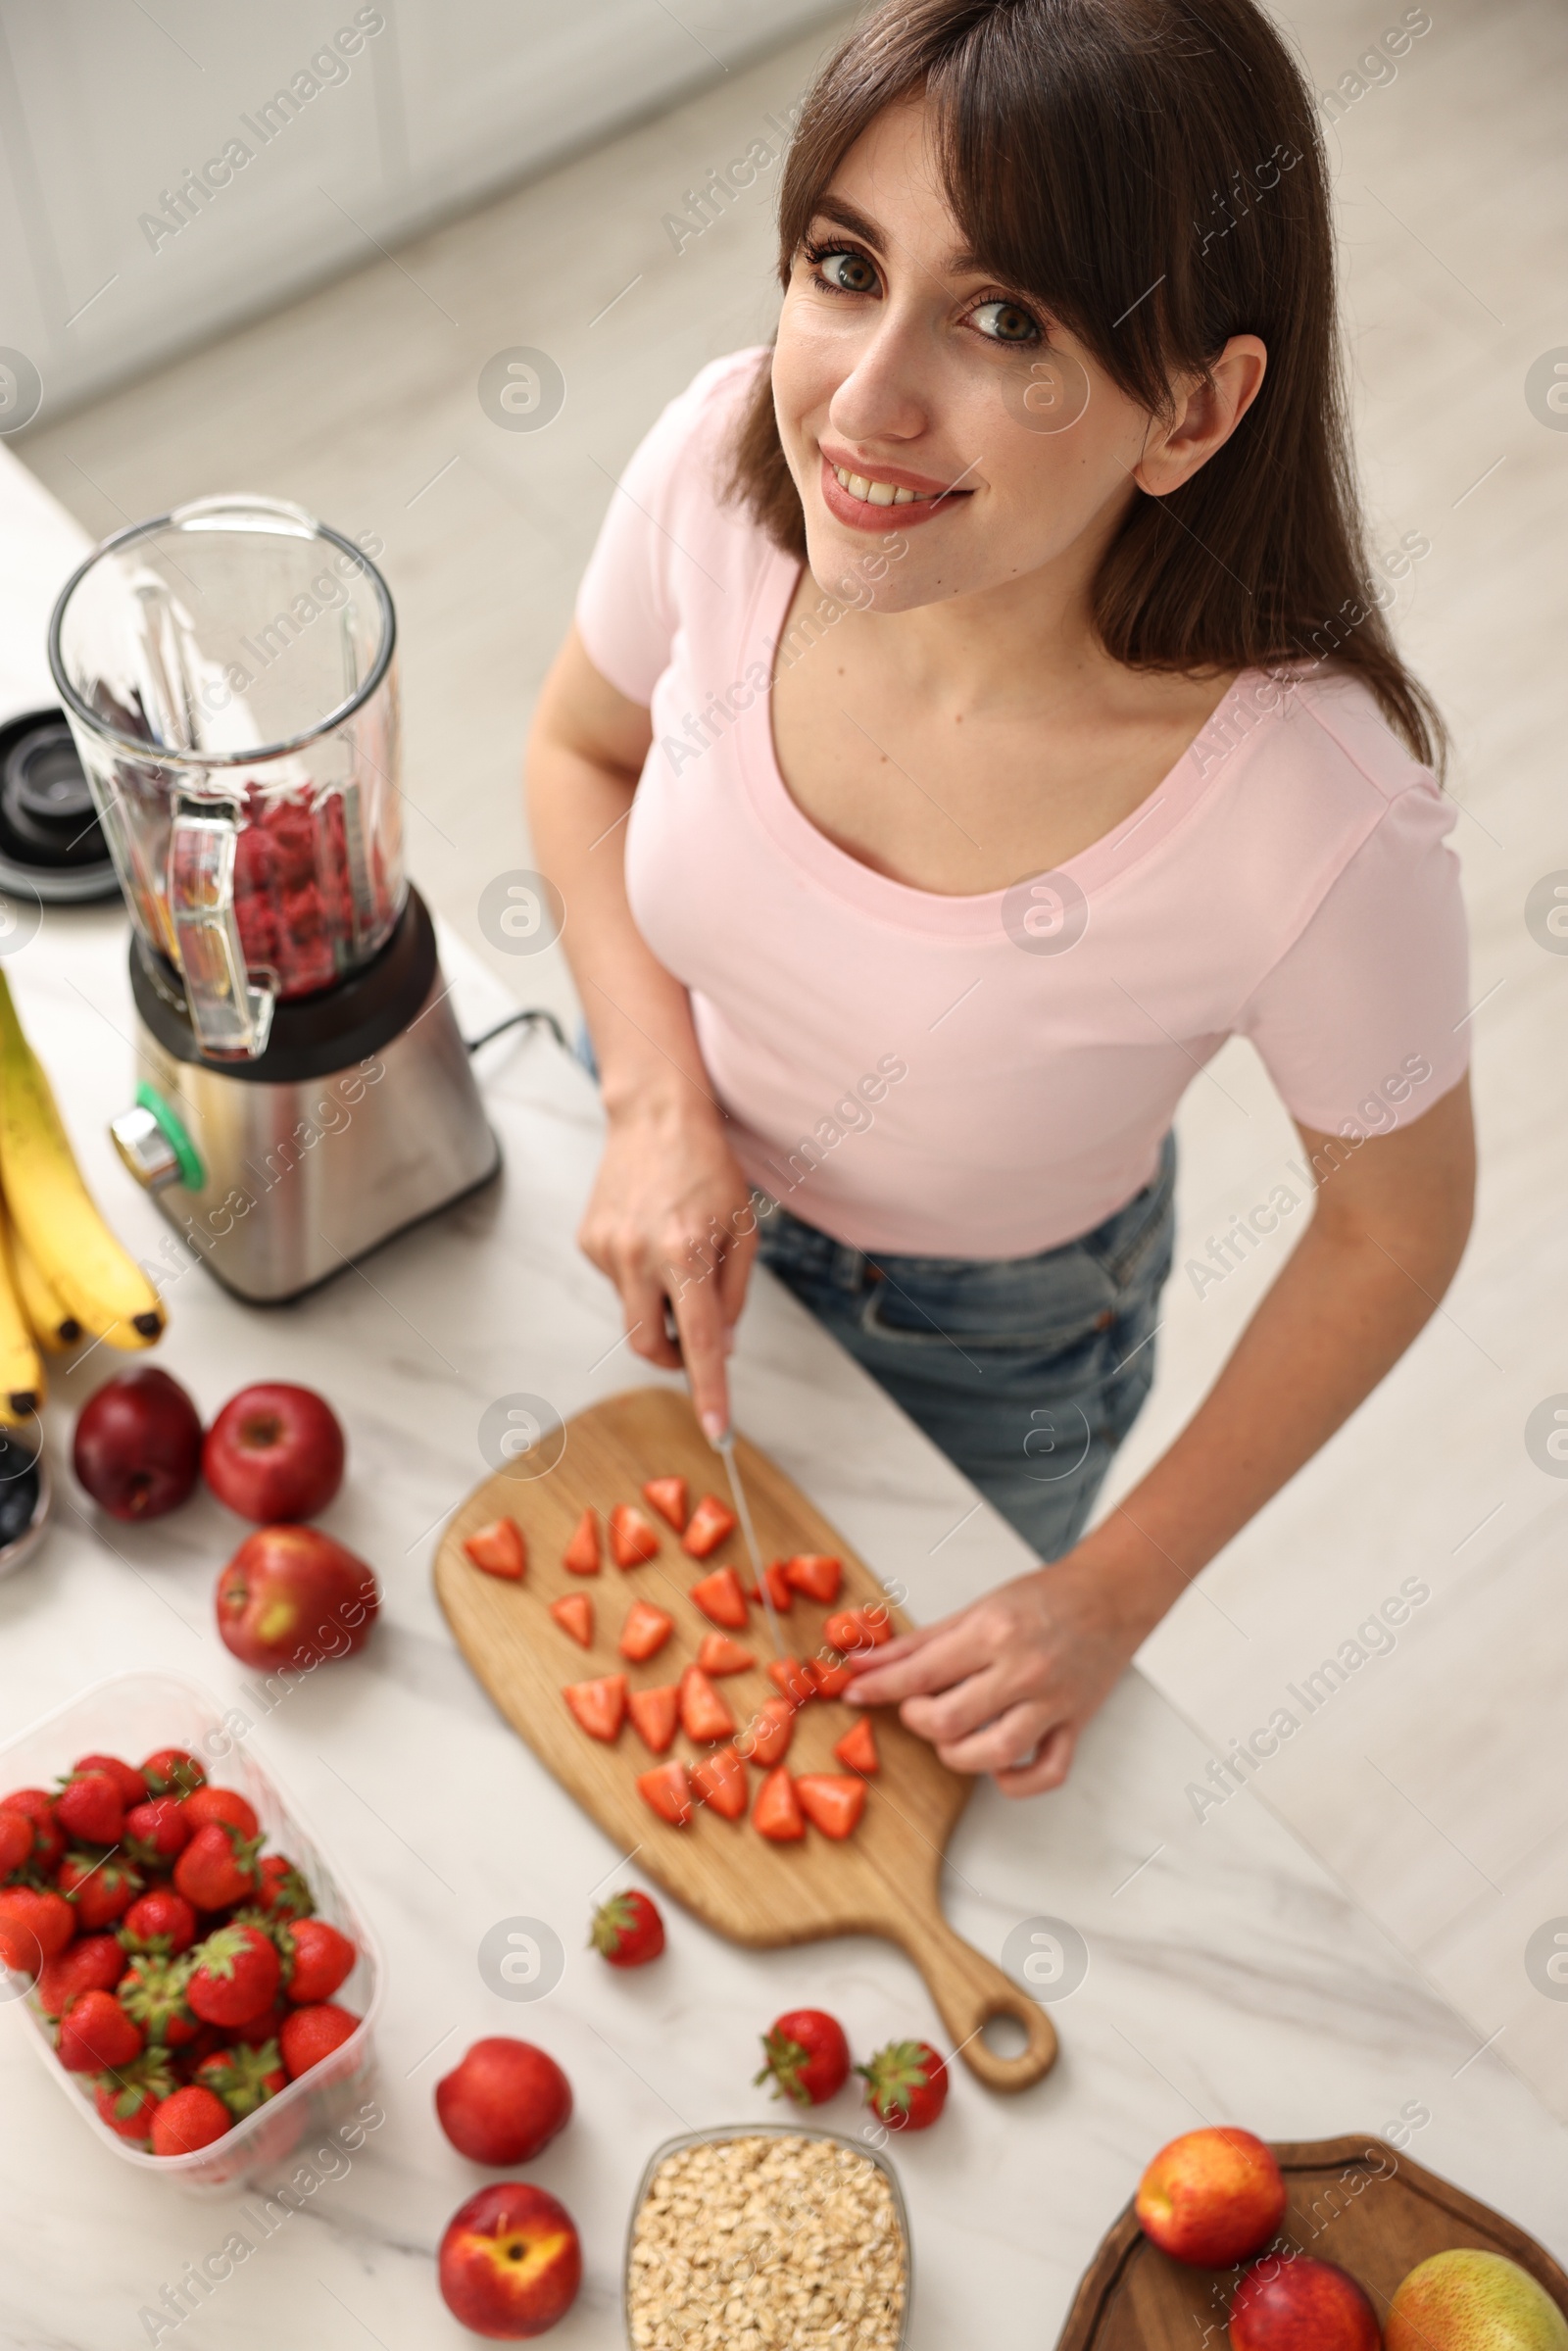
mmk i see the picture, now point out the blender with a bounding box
[48,495,499,1303]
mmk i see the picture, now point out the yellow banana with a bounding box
[0,970,166,1349]
[9,1217,81,1351]
[0,1203,44,1423]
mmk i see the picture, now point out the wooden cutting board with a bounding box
[433,1385,1056,2092]
[1055,2134,1568,2350]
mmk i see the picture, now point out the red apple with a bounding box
[204,1383,345,1522]
[214,1525,378,1671]
[1136,2127,1286,2268]
[435,2038,572,2166]
[73,1368,203,1521]
[438,2182,581,2339]
[1232,2252,1382,2351]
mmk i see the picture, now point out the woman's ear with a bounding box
[1134,334,1268,497]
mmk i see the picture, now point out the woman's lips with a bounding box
[817,451,974,532]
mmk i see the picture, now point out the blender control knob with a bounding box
[110,1104,182,1192]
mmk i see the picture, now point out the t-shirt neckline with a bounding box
[738,551,1260,939]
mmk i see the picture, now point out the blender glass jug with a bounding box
[48,495,404,1058]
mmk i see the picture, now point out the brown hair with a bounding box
[725,0,1443,767]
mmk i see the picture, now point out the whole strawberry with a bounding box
[55,1770,124,1846]
[118,1951,200,2049]
[194,2038,287,2119]
[279,2001,360,2080]
[280,1917,356,2003]
[0,1789,65,1875]
[120,1888,199,1958]
[181,1786,259,1840]
[755,2009,851,2107]
[255,1853,315,1919]
[72,1752,148,1807]
[231,1998,288,2050]
[0,1808,32,1878]
[0,1885,74,1970]
[590,1890,664,1968]
[123,1797,191,1870]
[140,1748,206,1799]
[94,2048,175,2141]
[173,1821,260,1911]
[858,2038,949,2131]
[59,1849,142,1931]
[187,1924,281,2028]
[152,2083,230,2157]
[37,1933,126,2016]
[58,1986,143,2073]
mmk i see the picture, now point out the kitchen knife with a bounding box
[712,1428,786,1661]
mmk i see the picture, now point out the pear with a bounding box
[1388,2251,1568,2351]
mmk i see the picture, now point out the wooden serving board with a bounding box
[434,1385,1056,2091]
[1055,2134,1568,2351]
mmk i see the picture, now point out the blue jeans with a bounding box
[756,1133,1177,1562]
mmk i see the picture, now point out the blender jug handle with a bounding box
[168,795,276,1059]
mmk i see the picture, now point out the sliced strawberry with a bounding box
[783,1553,843,1604]
[463,1517,527,1579]
[610,1504,660,1569]
[626,1685,679,1755]
[833,1716,880,1776]
[765,1657,815,1708]
[745,1561,795,1613]
[641,1476,688,1532]
[58,1986,143,2072]
[807,1656,856,1699]
[823,1603,894,1653]
[679,1666,736,1743]
[181,1786,260,1840]
[618,1599,675,1663]
[736,1696,796,1769]
[682,1494,737,1558]
[636,1760,694,1827]
[753,1767,805,1842]
[696,1632,755,1676]
[690,1565,749,1630]
[549,1592,594,1648]
[690,1745,748,1821]
[563,1674,627,1742]
[795,1774,866,1839]
[564,1506,602,1574]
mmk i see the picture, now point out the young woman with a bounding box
[527,0,1473,1796]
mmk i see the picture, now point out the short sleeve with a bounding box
[1238,779,1470,1137]
[572,349,763,707]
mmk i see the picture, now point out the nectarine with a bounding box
[1136,2127,1286,2268]
[438,2182,581,2339]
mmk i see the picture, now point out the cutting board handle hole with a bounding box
[979,2009,1032,2059]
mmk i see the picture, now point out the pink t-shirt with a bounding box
[573,348,1470,1259]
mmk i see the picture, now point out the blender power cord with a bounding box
[463,1006,567,1054]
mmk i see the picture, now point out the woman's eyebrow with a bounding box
[808,199,991,280]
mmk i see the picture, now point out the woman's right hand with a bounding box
[577,1094,760,1439]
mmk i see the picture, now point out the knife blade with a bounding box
[712,1427,786,1661]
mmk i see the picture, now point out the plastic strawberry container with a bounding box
[0,1669,383,2193]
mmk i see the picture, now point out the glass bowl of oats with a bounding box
[624,2120,912,2349]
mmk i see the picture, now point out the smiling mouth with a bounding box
[828,464,971,508]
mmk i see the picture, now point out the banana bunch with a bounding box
[0,970,165,1424]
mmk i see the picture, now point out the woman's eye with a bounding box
[971,298,1042,346]
[808,246,879,296]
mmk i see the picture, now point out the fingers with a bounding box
[993,1722,1076,1798]
[924,1696,1049,1777]
[619,1275,682,1370]
[899,1666,1015,1751]
[843,1614,994,1707]
[671,1265,732,1441]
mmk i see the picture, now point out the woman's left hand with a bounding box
[842,1552,1148,1796]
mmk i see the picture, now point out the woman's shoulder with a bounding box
[1198,662,1437,805]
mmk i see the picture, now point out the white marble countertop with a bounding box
[0,902,1564,2351]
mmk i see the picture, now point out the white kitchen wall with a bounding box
[0,0,841,421]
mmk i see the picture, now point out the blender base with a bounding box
[120,890,502,1304]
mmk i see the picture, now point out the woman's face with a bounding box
[772,96,1258,618]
